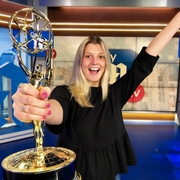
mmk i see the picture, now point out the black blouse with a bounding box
[47,47,159,180]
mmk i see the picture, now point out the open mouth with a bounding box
[89,67,100,73]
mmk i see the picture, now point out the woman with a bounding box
[12,12,180,180]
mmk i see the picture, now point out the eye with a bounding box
[84,54,92,59]
[98,55,105,59]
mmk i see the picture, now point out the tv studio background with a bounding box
[0,0,180,179]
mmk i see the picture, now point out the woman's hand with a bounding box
[12,83,52,123]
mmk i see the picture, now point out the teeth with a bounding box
[90,67,99,70]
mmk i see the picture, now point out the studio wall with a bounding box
[52,36,179,112]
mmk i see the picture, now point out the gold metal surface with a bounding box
[2,147,76,173]
[74,171,82,180]
[8,7,54,168]
[4,8,82,179]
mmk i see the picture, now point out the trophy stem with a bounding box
[27,67,47,167]
[33,120,45,167]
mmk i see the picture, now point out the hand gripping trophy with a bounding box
[1,7,81,180]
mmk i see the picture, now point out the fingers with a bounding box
[17,84,51,100]
[12,83,52,123]
[20,104,27,112]
[13,102,49,122]
[39,87,51,100]
[18,83,40,97]
[13,83,50,108]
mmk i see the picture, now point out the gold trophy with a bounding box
[1,7,81,180]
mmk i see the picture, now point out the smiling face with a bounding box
[81,43,106,87]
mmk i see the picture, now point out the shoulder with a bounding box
[50,85,71,99]
[52,85,70,93]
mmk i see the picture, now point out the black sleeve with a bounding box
[46,85,71,134]
[113,47,159,107]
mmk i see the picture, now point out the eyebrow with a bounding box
[84,52,104,55]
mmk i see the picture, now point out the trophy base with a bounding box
[3,170,82,180]
[2,147,82,180]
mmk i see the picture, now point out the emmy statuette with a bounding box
[1,7,81,180]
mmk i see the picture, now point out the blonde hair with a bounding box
[68,36,111,107]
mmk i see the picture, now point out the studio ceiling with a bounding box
[1,0,180,37]
[5,0,180,7]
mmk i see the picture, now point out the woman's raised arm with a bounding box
[146,11,180,56]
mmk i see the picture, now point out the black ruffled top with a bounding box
[47,47,159,180]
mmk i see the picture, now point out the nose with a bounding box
[91,56,98,64]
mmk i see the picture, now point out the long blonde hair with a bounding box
[68,36,111,107]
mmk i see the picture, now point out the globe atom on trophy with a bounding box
[1,7,81,180]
